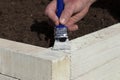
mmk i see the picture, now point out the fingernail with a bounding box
[55,21,59,25]
[60,18,66,24]
[74,25,78,30]
[75,26,78,30]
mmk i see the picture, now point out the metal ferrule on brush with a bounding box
[55,24,68,42]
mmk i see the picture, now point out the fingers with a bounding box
[67,24,78,31]
[59,1,90,31]
[45,0,93,32]
[45,0,59,25]
[65,6,89,31]
[66,6,89,26]
[60,3,74,25]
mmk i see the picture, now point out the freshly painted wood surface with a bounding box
[0,74,18,80]
[74,57,120,80]
[70,23,120,80]
[0,39,70,80]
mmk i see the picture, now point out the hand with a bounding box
[45,0,96,31]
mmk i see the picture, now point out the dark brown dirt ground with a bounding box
[0,0,120,48]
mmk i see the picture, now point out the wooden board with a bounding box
[0,23,120,80]
[0,39,70,80]
[0,73,18,80]
[74,57,120,80]
[70,23,120,80]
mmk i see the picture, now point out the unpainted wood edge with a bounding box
[52,55,70,80]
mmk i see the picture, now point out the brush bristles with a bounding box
[52,40,71,50]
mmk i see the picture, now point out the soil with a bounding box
[0,0,120,48]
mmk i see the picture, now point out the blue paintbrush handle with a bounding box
[57,0,64,18]
[56,0,66,28]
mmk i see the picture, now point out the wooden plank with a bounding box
[74,56,120,80]
[0,23,120,80]
[0,39,70,80]
[0,74,18,80]
[70,23,120,50]
[70,23,120,80]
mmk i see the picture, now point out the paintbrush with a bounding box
[52,0,70,50]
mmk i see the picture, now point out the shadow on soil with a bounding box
[30,20,55,47]
[92,0,120,21]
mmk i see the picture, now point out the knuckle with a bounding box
[44,6,49,15]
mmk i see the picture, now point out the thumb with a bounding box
[60,4,74,25]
